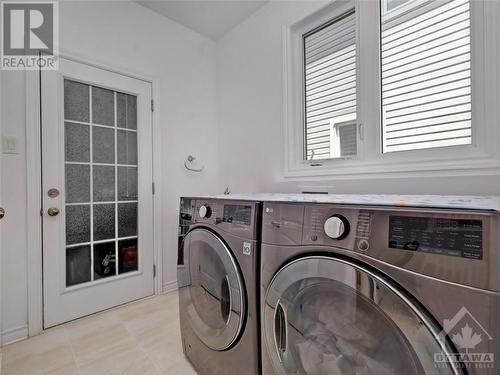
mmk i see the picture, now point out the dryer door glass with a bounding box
[178,228,245,351]
[264,256,460,375]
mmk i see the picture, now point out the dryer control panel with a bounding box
[190,198,261,240]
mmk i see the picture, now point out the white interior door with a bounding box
[42,58,154,328]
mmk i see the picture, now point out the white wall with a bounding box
[216,1,500,195]
[0,70,29,344]
[1,0,219,343]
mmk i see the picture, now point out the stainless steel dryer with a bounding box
[261,202,500,375]
[178,197,261,375]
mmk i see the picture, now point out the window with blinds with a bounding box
[303,10,357,161]
[381,0,472,153]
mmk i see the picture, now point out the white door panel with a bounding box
[42,58,154,327]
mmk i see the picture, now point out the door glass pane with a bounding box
[118,239,138,274]
[93,166,115,202]
[64,80,89,122]
[65,205,90,245]
[92,126,115,164]
[63,79,139,287]
[65,122,89,162]
[94,241,116,279]
[117,93,137,130]
[117,167,138,201]
[66,246,91,286]
[118,202,137,237]
[92,87,114,126]
[94,204,116,241]
[65,164,90,203]
[117,130,137,165]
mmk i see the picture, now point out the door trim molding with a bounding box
[26,69,43,337]
[25,50,162,337]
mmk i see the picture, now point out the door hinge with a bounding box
[152,182,155,195]
[151,99,154,112]
[40,208,43,216]
[153,264,156,278]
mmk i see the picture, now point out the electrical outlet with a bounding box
[2,136,19,154]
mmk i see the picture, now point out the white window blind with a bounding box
[381,0,472,153]
[304,10,357,161]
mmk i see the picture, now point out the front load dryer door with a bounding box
[179,228,245,351]
[264,256,463,375]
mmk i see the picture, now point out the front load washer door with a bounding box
[179,228,245,351]
[264,256,462,375]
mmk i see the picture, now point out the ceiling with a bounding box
[135,1,268,40]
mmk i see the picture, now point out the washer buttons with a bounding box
[357,239,370,252]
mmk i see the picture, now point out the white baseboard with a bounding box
[162,280,178,294]
[1,325,28,346]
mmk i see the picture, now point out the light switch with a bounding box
[2,136,19,154]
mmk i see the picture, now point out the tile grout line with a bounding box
[119,303,165,374]
[64,326,84,375]
[1,295,180,375]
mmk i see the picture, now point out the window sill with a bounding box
[283,156,500,180]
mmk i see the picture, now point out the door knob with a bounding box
[47,207,60,216]
[0,207,5,220]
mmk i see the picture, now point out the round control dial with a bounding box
[324,215,350,240]
[199,205,212,219]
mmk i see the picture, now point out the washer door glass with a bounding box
[264,256,460,375]
[179,228,245,351]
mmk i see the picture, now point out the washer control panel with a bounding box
[324,215,350,240]
[389,216,483,259]
[303,205,357,250]
[265,202,494,290]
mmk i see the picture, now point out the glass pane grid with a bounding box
[64,161,138,168]
[62,119,138,133]
[64,79,139,287]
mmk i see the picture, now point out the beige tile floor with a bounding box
[1,291,197,375]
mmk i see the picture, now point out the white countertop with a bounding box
[203,193,500,212]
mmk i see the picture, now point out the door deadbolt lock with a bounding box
[47,207,60,216]
[0,207,5,220]
[48,188,60,198]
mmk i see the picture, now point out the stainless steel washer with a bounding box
[178,197,261,375]
[261,202,500,375]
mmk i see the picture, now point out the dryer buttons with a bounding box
[199,204,212,219]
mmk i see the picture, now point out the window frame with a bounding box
[283,0,500,179]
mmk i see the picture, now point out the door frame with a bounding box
[25,50,163,337]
